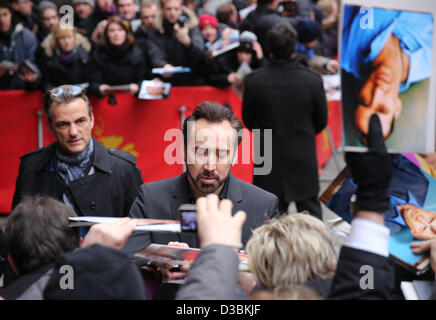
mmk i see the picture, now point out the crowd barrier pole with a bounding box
[179,105,187,173]
[37,110,44,149]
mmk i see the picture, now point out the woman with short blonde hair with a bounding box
[40,25,91,91]
[246,213,337,291]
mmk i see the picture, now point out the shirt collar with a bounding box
[185,175,230,203]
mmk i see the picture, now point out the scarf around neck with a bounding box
[56,138,94,184]
[58,49,76,64]
[104,41,131,60]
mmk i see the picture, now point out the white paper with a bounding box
[401,282,419,300]
[138,80,171,100]
[151,66,191,74]
[69,216,181,232]
[236,62,253,80]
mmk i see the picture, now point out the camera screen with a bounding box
[180,210,197,232]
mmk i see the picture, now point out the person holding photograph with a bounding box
[206,31,264,88]
[39,25,91,92]
[88,15,151,97]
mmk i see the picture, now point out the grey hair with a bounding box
[44,85,93,123]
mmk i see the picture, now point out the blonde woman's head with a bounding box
[246,213,337,290]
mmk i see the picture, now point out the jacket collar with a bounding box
[226,172,243,204]
[255,5,279,15]
[155,6,198,35]
[270,56,306,67]
[35,137,111,174]
[171,171,243,204]
[34,143,55,174]
[90,137,111,174]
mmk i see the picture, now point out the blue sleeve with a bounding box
[341,6,433,92]
[23,29,38,62]
[341,7,399,80]
[392,12,433,92]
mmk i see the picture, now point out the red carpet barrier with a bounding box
[316,100,342,169]
[0,87,341,213]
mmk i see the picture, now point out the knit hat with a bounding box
[238,30,256,54]
[72,0,95,8]
[296,18,322,44]
[239,30,257,43]
[38,0,58,14]
[198,14,218,30]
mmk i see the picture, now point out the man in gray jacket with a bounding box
[128,101,279,251]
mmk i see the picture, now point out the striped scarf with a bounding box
[56,139,94,184]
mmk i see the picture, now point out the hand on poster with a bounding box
[325,59,339,74]
[410,235,436,273]
[145,78,165,96]
[355,34,408,139]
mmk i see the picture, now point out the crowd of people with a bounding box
[0,0,339,93]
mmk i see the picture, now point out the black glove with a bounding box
[345,114,392,213]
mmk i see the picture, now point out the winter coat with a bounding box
[0,23,40,90]
[242,58,328,203]
[88,42,150,97]
[147,6,206,86]
[39,33,92,92]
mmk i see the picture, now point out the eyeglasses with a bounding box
[49,85,83,98]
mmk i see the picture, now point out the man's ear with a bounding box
[48,120,55,136]
[90,113,95,130]
[231,149,238,167]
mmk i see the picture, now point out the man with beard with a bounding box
[128,101,279,249]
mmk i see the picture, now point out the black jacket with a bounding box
[242,58,327,203]
[126,172,279,252]
[41,46,90,92]
[12,12,35,33]
[0,245,146,300]
[134,26,151,43]
[328,246,396,300]
[74,15,99,40]
[206,49,265,88]
[12,138,143,217]
[242,5,297,58]
[88,43,150,97]
[147,19,206,86]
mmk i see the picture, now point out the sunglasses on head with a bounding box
[49,85,84,98]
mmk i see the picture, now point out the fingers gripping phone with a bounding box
[177,15,188,27]
[179,204,197,233]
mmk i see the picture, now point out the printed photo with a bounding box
[341,1,435,152]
